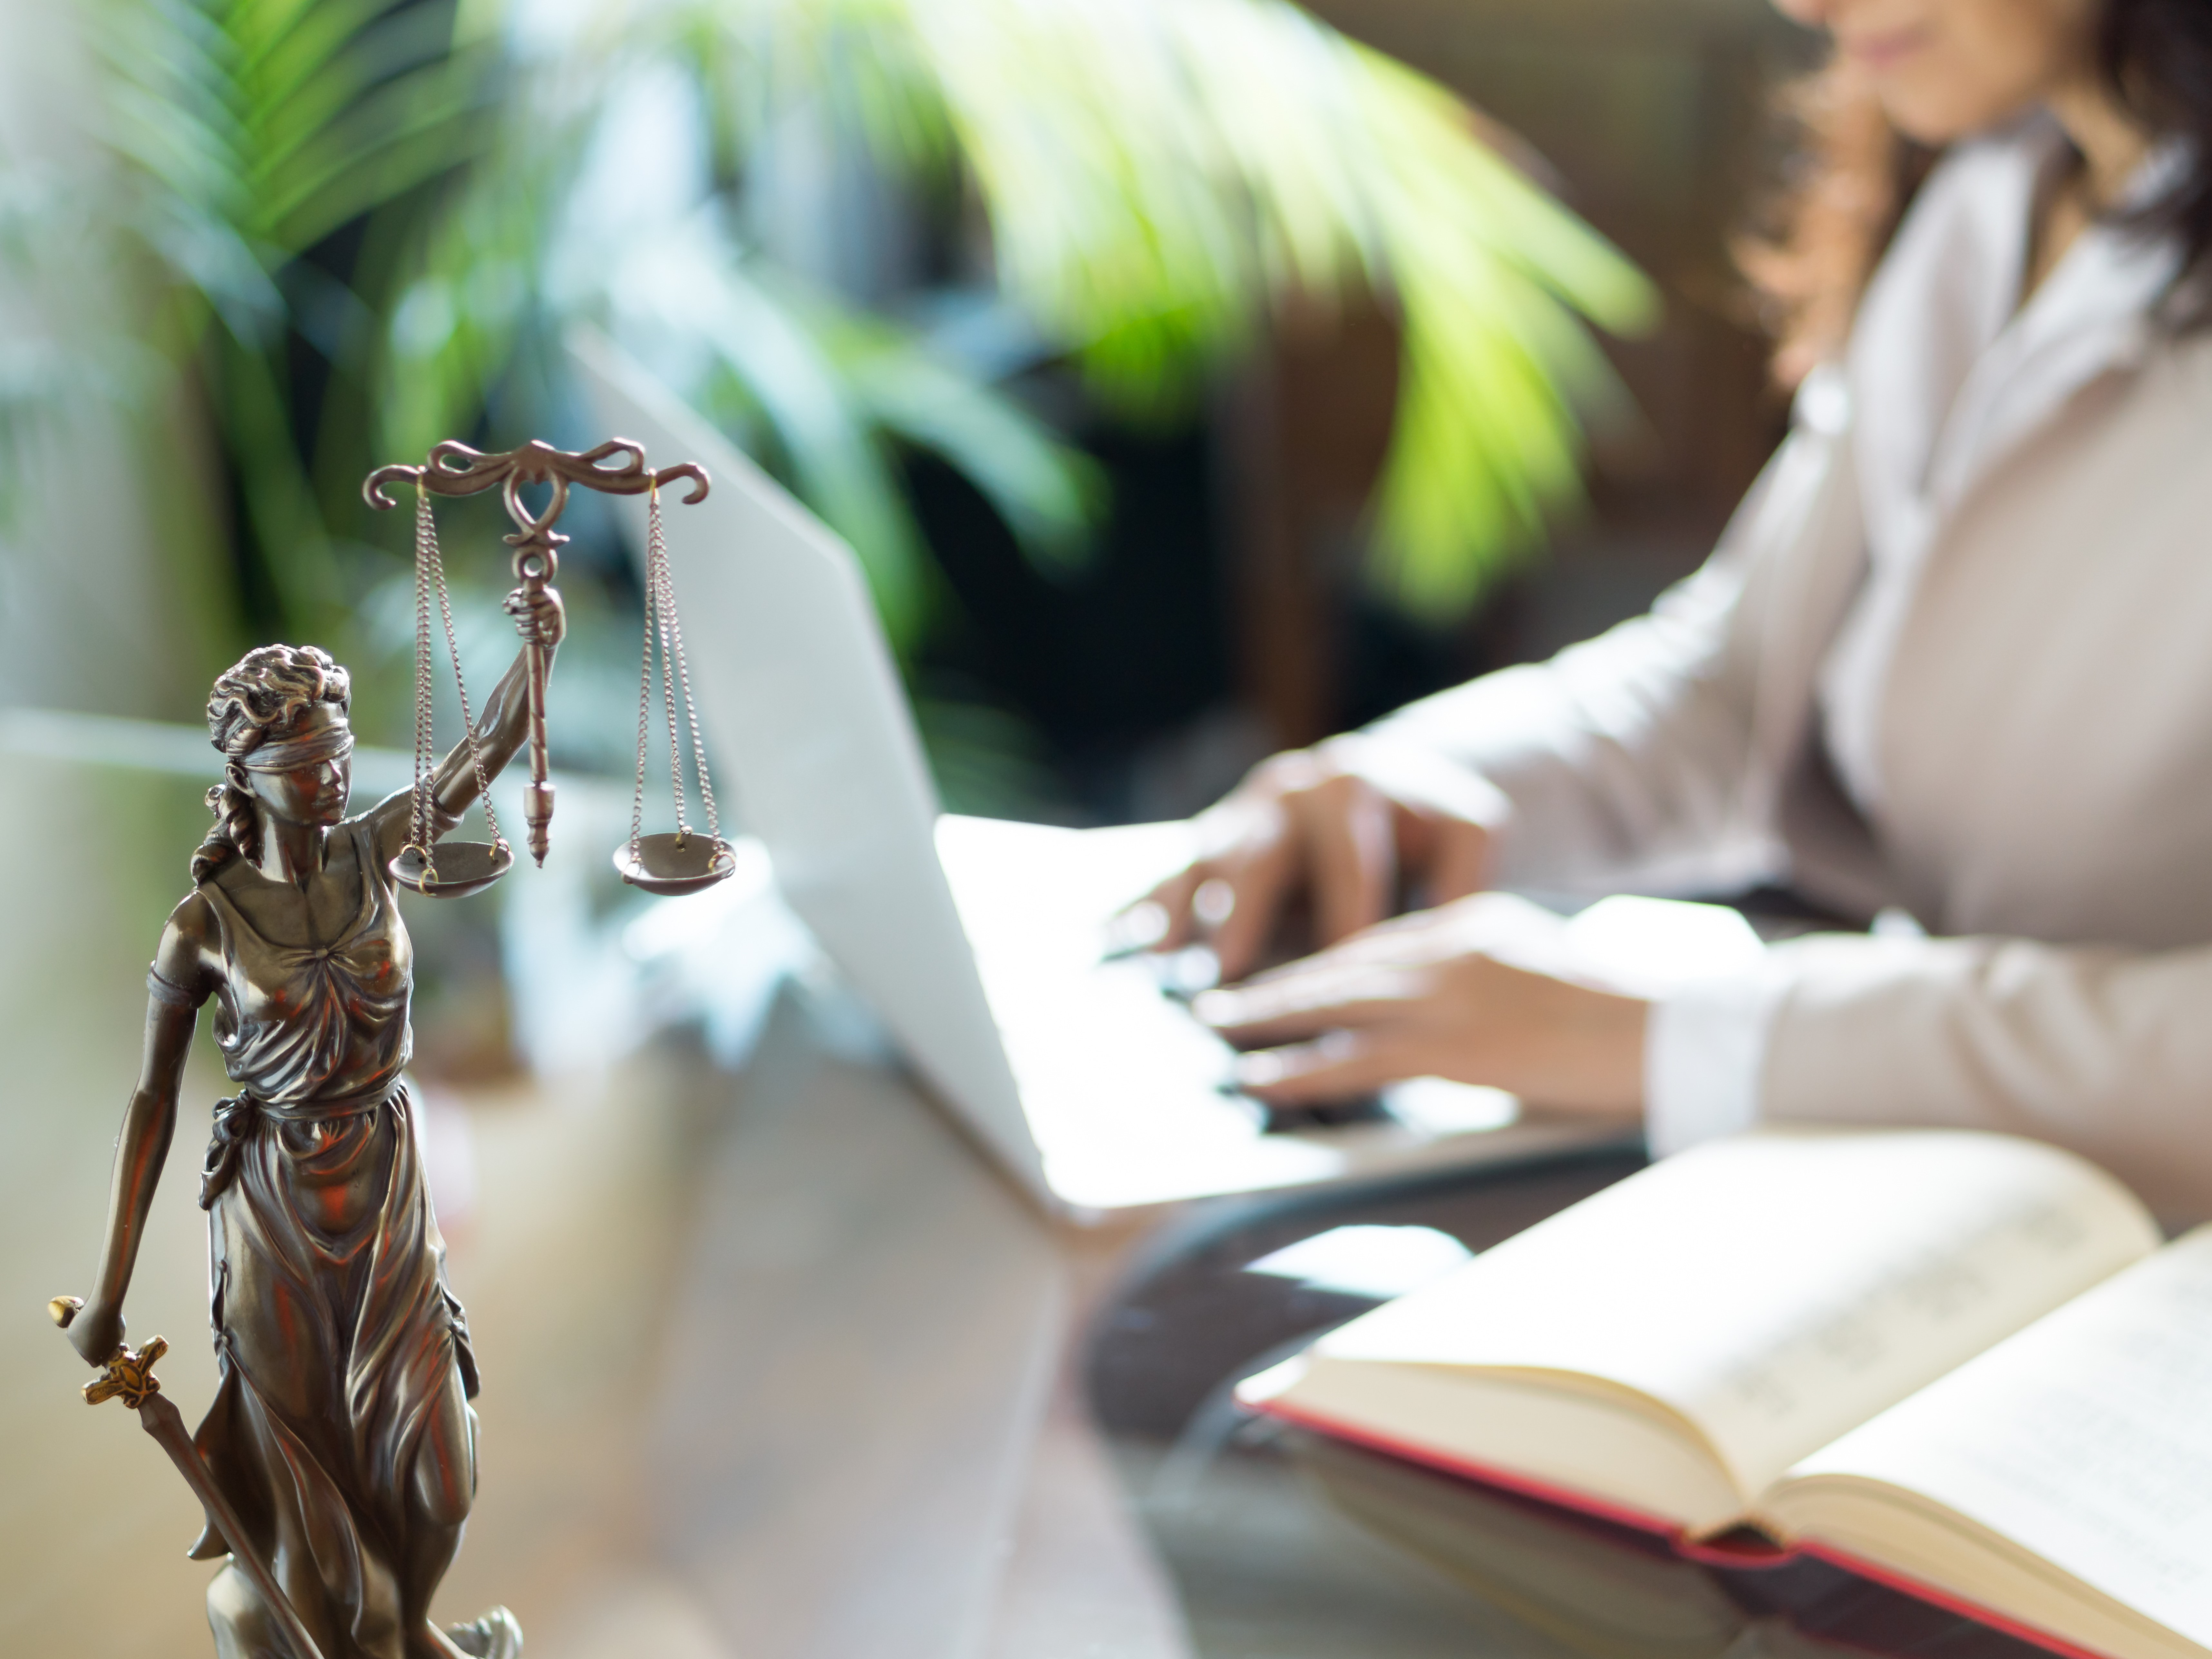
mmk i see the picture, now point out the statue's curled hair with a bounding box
[192,645,352,884]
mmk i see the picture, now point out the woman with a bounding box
[1151,0,2212,1219]
[65,584,560,1659]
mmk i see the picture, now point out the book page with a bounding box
[1778,1227,2212,1649]
[1316,1130,2157,1502]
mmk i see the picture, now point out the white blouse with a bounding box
[1645,120,2186,1153]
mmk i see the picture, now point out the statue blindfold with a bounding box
[236,724,356,773]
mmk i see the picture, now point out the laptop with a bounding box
[573,332,1744,1220]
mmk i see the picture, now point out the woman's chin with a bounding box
[1876,83,2040,149]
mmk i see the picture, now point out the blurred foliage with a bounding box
[809,0,1663,611]
[393,0,1657,626]
[379,22,1102,655]
[0,175,94,524]
[80,0,505,626]
[6,0,1654,791]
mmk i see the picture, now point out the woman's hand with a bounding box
[504,585,566,650]
[1192,892,1647,1117]
[64,1297,126,1367]
[1140,736,1510,982]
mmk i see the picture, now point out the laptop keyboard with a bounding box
[978,939,1399,1141]
[1121,944,1397,1133]
[1246,1092,1394,1133]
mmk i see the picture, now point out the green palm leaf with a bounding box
[70,0,497,635]
[740,0,1659,616]
[381,21,1102,654]
[596,218,1098,645]
[42,0,1657,743]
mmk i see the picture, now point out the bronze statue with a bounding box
[54,436,723,1659]
[61,592,558,1659]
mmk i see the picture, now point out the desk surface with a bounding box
[2,737,2033,1659]
[1083,1162,2055,1659]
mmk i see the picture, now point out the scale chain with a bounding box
[411,490,439,865]
[653,489,720,842]
[411,484,505,880]
[628,486,724,860]
[652,515,688,839]
[629,498,659,861]
[425,498,504,850]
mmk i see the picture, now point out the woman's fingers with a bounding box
[1193,966,1418,1044]
[1132,791,1297,966]
[1204,816,1299,981]
[1201,937,1649,1114]
[1154,774,1394,979]
[1426,814,1492,905]
[1231,1028,1420,1104]
[1234,892,1571,985]
[1130,742,1500,977]
[1298,773,1396,949]
[1140,864,1208,952]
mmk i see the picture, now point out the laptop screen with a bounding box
[572,328,1049,1199]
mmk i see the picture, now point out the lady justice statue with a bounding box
[60,583,558,1658]
[52,437,721,1659]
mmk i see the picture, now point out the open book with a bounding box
[1237,1129,2212,1659]
[1293,1432,1950,1659]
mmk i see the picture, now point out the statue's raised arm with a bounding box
[364,585,564,868]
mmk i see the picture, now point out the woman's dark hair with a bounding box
[192,644,351,884]
[1745,1,2212,386]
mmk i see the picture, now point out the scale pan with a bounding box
[391,840,513,899]
[614,832,737,896]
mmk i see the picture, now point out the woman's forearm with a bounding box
[1759,932,2212,1223]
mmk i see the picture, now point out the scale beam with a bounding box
[364,439,711,868]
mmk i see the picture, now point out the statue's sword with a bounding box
[50,1298,328,1659]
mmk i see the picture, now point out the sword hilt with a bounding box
[83,1337,169,1409]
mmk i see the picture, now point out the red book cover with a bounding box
[1249,1392,2118,1659]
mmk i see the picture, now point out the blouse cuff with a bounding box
[1643,965,1788,1157]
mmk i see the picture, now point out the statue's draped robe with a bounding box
[156,819,476,1659]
